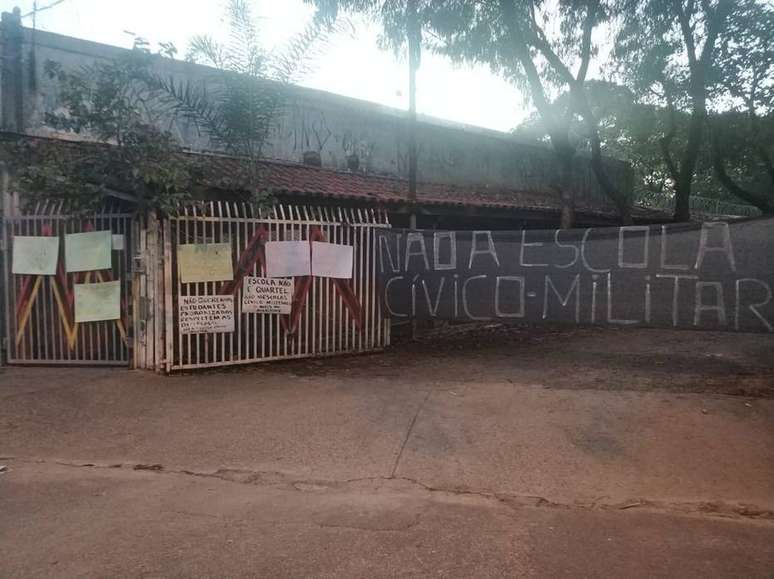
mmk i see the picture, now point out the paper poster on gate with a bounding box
[312,241,353,279]
[12,236,60,275]
[74,280,121,323]
[177,243,234,283]
[65,230,112,272]
[265,241,311,278]
[242,276,293,314]
[179,295,235,334]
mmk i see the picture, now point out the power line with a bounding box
[22,0,67,19]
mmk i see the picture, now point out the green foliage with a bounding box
[708,0,774,212]
[311,0,773,219]
[307,1,631,227]
[150,0,345,161]
[12,48,195,214]
[516,79,774,213]
[12,0,341,214]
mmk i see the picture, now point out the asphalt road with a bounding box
[1,327,773,577]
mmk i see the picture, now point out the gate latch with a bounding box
[132,255,145,274]
[138,296,150,323]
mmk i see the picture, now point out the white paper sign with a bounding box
[312,241,353,279]
[242,276,294,314]
[112,234,125,251]
[265,241,311,278]
[12,236,59,275]
[179,295,235,334]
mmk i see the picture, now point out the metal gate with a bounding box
[1,203,133,365]
[163,203,391,371]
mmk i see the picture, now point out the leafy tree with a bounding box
[518,78,772,217]
[709,0,774,213]
[307,0,633,227]
[515,81,670,203]
[11,0,340,214]
[151,0,343,162]
[614,0,734,221]
[10,46,196,214]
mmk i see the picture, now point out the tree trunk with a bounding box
[673,100,704,222]
[554,141,576,229]
[498,1,576,228]
[673,178,691,222]
[406,0,419,203]
[586,131,633,225]
[670,0,732,221]
[568,83,633,225]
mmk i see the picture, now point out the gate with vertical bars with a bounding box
[1,203,133,366]
[2,201,390,371]
[161,202,391,372]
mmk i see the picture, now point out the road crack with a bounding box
[390,389,432,478]
[6,456,774,522]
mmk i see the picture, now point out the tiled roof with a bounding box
[4,133,667,220]
[196,153,633,218]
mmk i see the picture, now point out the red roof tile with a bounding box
[5,134,664,220]
[198,153,609,216]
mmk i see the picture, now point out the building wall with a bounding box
[0,11,630,212]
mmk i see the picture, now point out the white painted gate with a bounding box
[161,203,391,372]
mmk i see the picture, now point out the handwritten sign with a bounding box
[74,280,121,323]
[65,231,112,272]
[179,295,235,334]
[312,241,353,279]
[12,236,59,275]
[178,243,233,283]
[242,276,293,314]
[377,218,774,333]
[265,241,311,278]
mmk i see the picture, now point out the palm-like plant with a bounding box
[151,0,344,164]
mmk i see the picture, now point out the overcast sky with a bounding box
[3,0,530,132]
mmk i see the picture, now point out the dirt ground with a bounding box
[1,326,773,578]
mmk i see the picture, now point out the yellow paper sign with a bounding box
[65,230,112,272]
[74,280,121,323]
[12,236,60,275]
[177,243,234,283]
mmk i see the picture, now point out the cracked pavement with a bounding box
[1,326,774,577]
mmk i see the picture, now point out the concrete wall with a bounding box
[0,11,630,211]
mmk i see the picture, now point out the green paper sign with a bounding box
[178,243,234,283]
[74,280,121,323]
[65,231,112,272]
[12,236,60,275]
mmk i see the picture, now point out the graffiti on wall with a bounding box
[378,218,774,333]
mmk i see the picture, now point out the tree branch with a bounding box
[699,0,733,65]
[674,0,698,67]
[575,0,597,83]
[712,153,772,213]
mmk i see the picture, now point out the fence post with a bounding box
[163,216,173,373]
[131,214,147,369]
